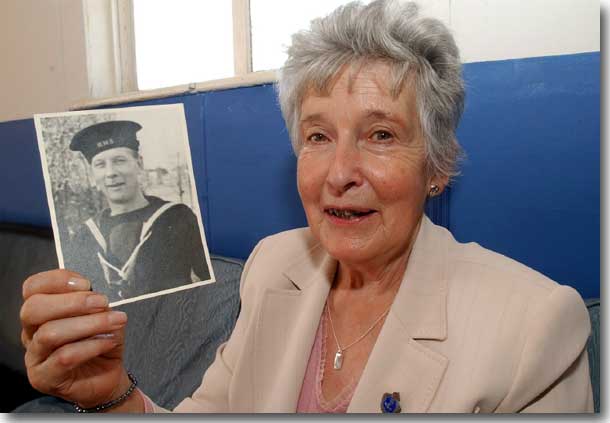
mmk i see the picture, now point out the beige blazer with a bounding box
[151,216,593,413]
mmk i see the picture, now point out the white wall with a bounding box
[0,0,89,122]
[451,0,600,64]
[0,0,600,123]
[418,0,599,63]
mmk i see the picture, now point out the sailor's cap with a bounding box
[70,120,142,163]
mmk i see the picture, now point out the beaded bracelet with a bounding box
[72,371,138,413]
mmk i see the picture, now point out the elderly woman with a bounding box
[20,0,592,414]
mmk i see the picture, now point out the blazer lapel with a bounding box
[347,313,449,413]
[348,216,450,413]
[251,216,451,413]
[253,244,335,412]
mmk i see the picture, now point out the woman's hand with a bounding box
[20,269,131,409]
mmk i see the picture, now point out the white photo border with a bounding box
[34,103,216,307]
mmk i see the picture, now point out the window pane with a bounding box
[250,0,365,72]
[133,0,234,90]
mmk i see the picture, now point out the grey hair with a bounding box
[276,0,465,179]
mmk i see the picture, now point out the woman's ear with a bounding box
[428,175,449,197]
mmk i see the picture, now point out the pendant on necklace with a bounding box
[334,350,343,370]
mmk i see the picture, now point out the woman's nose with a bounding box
[326,139,363,194]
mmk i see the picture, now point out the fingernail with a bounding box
[86,294,108,309]
[92,333,116,340]
[108,311,127,325]
[67,277,90,291]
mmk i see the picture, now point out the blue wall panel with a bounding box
[203,85,307,258]
[0,119,50,227]
[453,53,599,298]
[0,52,599,298]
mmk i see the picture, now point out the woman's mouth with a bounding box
[325,207,377,222]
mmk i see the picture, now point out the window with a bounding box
[128,0,361,92]
[132,1,234,90]
[79,0,369,104]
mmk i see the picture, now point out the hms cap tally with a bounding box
[70,120,143,163]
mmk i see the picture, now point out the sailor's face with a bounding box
[91,147,142,205]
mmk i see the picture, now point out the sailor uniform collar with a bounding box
[85,198,180,288]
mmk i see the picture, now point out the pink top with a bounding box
[140,388,154,413]
[142,309,357,413]
[296,311,356,413]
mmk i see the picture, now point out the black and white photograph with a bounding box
[34,104,214,306]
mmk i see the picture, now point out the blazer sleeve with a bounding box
[495,285,593,413]
[145,238,267,413]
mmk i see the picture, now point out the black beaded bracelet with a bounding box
[72,371,138,413]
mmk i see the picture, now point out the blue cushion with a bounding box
[119,255,243,408]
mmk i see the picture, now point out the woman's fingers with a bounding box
[23,269,90,300]
[20,291,111,347]
[25,310,127,368]
[21,269,98,347]
[27,334,123,397]
[20,269,129,406]
[22,291,109,327]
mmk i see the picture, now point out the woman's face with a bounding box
[297,62,445,268]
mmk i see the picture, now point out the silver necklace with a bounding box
[325,301,392,370]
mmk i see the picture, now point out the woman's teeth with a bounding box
[327,208,372,219]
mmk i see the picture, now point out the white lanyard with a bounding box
[84,202,179,279]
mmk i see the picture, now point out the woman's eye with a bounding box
[307,133,328,143]
[371,130,394,142]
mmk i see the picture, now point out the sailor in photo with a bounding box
[66,120,209,302]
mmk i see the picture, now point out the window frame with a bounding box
[73,0,276,111]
